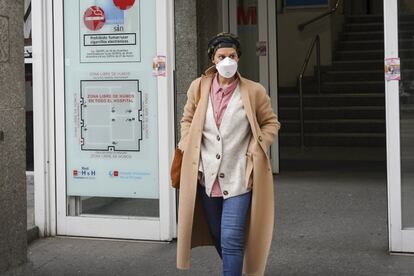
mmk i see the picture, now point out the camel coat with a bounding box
[176,66,280,275]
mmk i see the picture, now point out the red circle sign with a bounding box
[113,0,136,10]
[83,6,105,31]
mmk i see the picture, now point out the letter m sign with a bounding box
[237,6,257,25]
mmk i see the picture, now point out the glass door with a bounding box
[385,0,414,252]
[54,0,176,240]
[225,0,279,172]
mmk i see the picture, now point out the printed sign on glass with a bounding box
[64,0,159,199]
[80,0,141,63]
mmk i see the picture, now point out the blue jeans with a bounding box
[197,183,252,276]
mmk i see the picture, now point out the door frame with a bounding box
[223,0,279,173]
[384,0,414,252]
[33,0,177,240]
[33,0,57,237]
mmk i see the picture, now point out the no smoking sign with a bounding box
[83,6,105,31]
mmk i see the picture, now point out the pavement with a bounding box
[27,168,414,276]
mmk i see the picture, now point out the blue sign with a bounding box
[96,0,125,25]
[285,0,329,7]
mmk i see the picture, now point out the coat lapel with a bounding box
[238,75,269,155]
[196,74,213,130]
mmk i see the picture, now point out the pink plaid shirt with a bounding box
[209,73,239,197]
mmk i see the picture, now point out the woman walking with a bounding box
[176,32,280,276]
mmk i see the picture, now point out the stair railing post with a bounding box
[316,35,321,94]
[298,35,321,148]
[298,75,305,148]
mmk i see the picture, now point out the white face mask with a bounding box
[216,57,238,78]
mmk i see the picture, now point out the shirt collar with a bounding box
[212,73,238,95]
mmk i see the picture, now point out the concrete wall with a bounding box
[174,0,199,142]
[277,8,334,87]
[197,0,222,75]
[277,0,346,87]
[400,0,414,14]
[0,0,29,274]
[331,1,345,61]
[344,0,383,15]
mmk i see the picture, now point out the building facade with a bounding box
[2,0,414,274]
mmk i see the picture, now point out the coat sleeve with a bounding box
[256,87,281,151]
[177,78,200,151]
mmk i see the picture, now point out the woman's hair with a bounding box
[207,32,242,61]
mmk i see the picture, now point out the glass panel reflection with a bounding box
[237,0,260,82]
[399,3,414,228]
[67,196,159,217]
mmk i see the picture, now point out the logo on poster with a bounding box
[113,0,136,10]
[108,170,119,177]
[72,167,97,178]
[84,6,106,31]
[107,170,150,179]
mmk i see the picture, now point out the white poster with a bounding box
[80,0,141,63]
[64,0,158,199]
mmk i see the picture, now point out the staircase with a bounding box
[278,14,407,148]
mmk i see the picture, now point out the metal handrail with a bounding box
[298,35,321,148]
[298,0,341,31]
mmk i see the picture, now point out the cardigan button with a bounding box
[219,173,225,178]
[258,136,263,142]
[216,154,221,159]
[216,135,221,141]
[223,190,229,196]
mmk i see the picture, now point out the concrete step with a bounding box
[279,132,386,147]
[326,59,414,71]
[344,23,384,32]
[344,22,414,32]
[337,40,384,51]
[335,49,414,61]
[278,93,385,107]
[321,69,414,82]
[279,106,385,120]
[321,70,384,81]
[300,78,385,93]
[345,15,383,24]
[341,30,414,41]
[318,81,385,93]
[327,60,384,71]
[280,146,386,170]
[337,39,414,51]
[281,119,385,133]
[400,94,414,105]
[346,14,414,24]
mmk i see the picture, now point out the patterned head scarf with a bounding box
[207,32,242,61]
